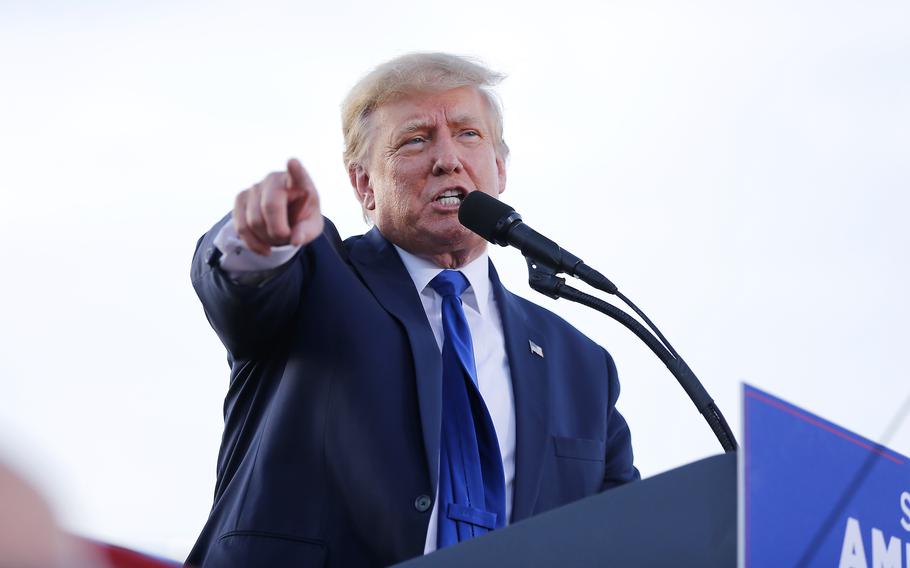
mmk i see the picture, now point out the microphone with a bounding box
[460,192,739,452]
[458,192,618,294]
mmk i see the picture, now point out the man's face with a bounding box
[352,86,506,264]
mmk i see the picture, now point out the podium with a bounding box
[396,386,910,567]
[394,453,736,568]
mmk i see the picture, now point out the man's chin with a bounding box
[433,225,486,250]
[400,226,483,258]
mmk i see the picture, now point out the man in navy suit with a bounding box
[188,53,638,568]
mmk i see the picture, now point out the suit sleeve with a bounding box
[190,214,330,361]
[601,348,641,490]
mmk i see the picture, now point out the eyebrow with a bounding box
[448,113,483,128]
[394,113,485,136]
[398,120,432,135]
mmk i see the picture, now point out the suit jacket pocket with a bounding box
[553,436,606,461]
[205,530,327,568]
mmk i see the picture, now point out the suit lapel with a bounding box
[349,228,443,492]
[489,264,550,522]
[347,235,549,519]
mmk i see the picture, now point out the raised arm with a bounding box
[190,158,326,359]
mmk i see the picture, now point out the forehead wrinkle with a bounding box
[381,91,492,147]
[442,100,482,125]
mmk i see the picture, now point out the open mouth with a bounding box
[435,188,467,206]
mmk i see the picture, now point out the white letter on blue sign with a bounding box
[871,528,901,568]
[840,518,868,568]
[901,492,910,532]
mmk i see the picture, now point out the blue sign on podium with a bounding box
[742,385,910,567]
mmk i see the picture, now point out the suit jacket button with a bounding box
[414,495,432,512]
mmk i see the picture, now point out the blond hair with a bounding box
[341,52,509,171]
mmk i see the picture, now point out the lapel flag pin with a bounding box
[529,340,544,358]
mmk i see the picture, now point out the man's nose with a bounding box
[431,136,462,175]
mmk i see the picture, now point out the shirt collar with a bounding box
[393,245,490,315]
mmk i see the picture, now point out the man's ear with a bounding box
[349,165,376,211]
[496,156,507,195]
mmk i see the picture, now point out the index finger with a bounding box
[286,158,315,196]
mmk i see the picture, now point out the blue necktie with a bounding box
[429,270,506,549]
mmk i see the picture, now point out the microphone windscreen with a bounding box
[458,192,515,242]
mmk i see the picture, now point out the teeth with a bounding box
[436,189,464,206]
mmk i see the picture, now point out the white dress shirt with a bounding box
[393,245,516,553]
[214,221,517,554]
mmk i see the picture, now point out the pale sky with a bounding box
[1,0,908,560]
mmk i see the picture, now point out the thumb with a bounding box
[290,211,324,247]
[288,178,323,246]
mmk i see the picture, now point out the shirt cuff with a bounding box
[214,219,302,276]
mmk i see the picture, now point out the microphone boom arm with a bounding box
[526,257,738,453]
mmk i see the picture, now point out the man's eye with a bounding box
[405,136,427,145]
[462,130,479,137]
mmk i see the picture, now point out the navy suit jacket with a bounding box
[187,217,638,567]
